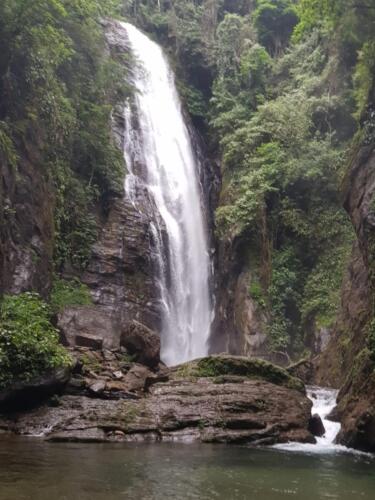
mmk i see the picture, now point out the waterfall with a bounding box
[307,386,341,448]
[273,386,360,454]
[121,22,212,366]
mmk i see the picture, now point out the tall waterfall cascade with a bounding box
[121,22,213,366]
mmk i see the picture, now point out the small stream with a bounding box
[274,386,356,455]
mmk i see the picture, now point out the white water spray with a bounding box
[121,22,212,366]
[274,386,366,454]
[308,386,341,448]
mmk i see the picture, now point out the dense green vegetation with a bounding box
[124,0,374,356]
[1,0,375,376]
[0,1,127,389]
[0,293,71,390]
[50,277,92,314]
[0,0,127,273]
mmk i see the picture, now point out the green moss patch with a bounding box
[174,355,304,392]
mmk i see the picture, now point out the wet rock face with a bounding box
[211,244,269,357]
[308,414,325,437]
[337,406,375,452]
[0,142,54,297]
[334,353,375,453]
[0,355,313,446]
[61,19,165,344]
[82,194,162,334]
[315,86,375,452]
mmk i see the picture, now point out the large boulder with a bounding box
[0,356,314,445]
[287,358,315,385]
[120,320,160,368]
[57,306,120,350]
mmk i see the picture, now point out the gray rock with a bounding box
[121,320,160,368]
[123,364,153,392]
[0,356,314,445]
[88,380,106,396]
[57,306,120,350]
[308,413,326,437]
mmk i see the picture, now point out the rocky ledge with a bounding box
[0,355,315,446]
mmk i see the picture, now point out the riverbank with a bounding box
[0,354,315,445]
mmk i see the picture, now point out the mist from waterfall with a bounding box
[121,22,212,366]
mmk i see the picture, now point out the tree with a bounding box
[253,0,299,55]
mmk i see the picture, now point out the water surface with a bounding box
[0,438,373,500]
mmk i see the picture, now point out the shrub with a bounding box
[0,293,71,390]
[50,278,92,314]
[249,280,266,309]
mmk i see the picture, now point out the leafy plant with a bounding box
[249,280,266,309]
[50,278,92,314]
[253,0,299,55]
[0,0,127,273]
[0,293,71,390]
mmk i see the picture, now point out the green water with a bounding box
[0,437,374,499]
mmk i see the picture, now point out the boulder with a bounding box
[287,358,315,385]
[120,320,160,368]
[308,413,326,437]
[0,356,315,445]
[0,367,71,410]
[88,380,106,396]
[57,306,120,350]
[123,364,153,392]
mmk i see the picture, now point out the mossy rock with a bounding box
[174,355,305,392]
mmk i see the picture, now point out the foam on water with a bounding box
[274,386,370,456]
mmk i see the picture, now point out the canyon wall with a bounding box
[314,84,375,452]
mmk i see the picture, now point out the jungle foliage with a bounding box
[125,0,374,354]
[0,293,71,390]
[1,1,374,362]
[0,0,127,272]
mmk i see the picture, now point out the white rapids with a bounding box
[274,386,367,455]
[121,22,212,366]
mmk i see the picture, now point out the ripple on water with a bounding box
[0,439,374,500]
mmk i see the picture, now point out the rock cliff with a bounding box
[0,137,55,297]
[314,83,375,452]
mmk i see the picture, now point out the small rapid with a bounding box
[274,386,366,455]
[309,386,340,448]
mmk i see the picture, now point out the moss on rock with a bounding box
[174,355,305,392]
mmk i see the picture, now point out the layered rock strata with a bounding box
[0,355,314,446]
